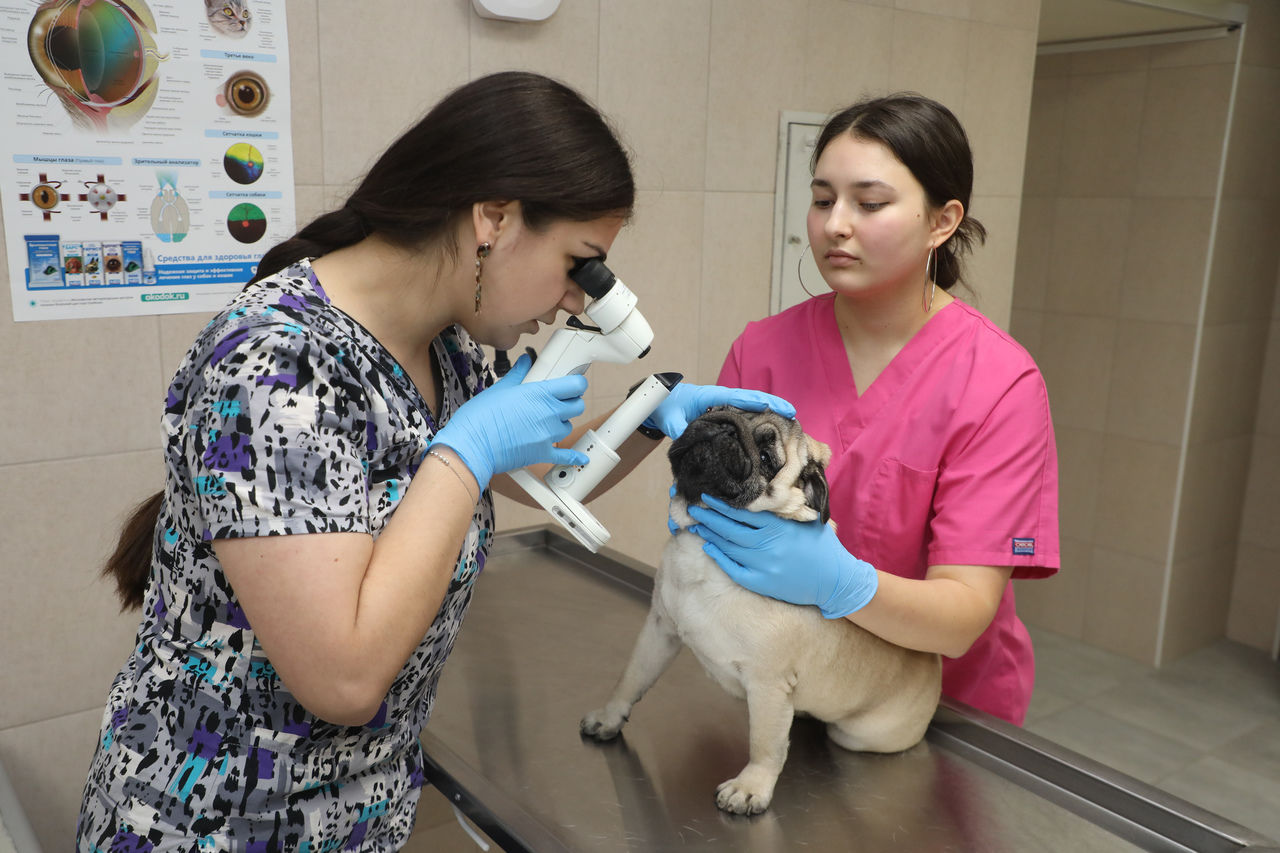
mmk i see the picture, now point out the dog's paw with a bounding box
[715,772,775,815]
[579,707,628,741]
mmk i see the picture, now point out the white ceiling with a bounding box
[1038,0,1244,45]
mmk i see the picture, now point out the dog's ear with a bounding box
[799,459,830,525]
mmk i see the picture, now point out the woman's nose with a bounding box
[825,201,852,239]
[560,284,587,316]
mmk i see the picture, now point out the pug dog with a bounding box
[580,406,942,815]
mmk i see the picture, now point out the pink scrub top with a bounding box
[718,294,1059,725]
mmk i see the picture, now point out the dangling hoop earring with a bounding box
[797,244,822,299]
[474,242,491,313]
[923,246,937,313]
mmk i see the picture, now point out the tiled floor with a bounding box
[1024,627,1280,844]
[405,629,1280,851]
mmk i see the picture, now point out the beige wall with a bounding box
[1011,0,1280,665]
[0,0,1040,847]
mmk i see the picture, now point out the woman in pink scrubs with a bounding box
[683,94,1060,725]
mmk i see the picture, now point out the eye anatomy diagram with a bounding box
[80,175,128,220]
[27,0,168,133]
[1,0,295,322]
[217,69,269,117]
[150,173,190,243]
[19,174,71,220]
[223,143,264,185]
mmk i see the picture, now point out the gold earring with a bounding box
[474,242,491,313]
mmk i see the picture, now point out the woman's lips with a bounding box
[824,250,858,267]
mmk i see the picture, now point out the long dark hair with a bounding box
[103,71,635,609]
[253,70,635,282]
[812,92,985,290]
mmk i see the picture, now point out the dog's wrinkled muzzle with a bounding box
[668,410,762,507]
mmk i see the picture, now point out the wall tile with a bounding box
[963,194,1019,329]
[1174,435,1253,559]
[1135,63,1235,199]
[1205,198,1280,325]
[1163,550,1236,662]
[699,192,775,384]
[705,0,808,193]
[1252,317,1280,436]
[969,0,1039,31]
[1013,536,1089,638]
[1148,29,1241,68]
[0,452,158,729]
[1239,434,1280,549]
[1105,320,1196,447]
[1093,435,1179,562]
[1059,69,1147,198]
[1037,313,1116,432]
[469,0,599,97]
[1055,425,1104,544]
[1020,74,1066,197]
[1119,198,1213,326]
[889,11,970,111]
[1241,0,1280,69]
[0,314,163,465]
[317,1,470,187]
[1222,64,1280,201]
[285,0,322,186]
[1011,194,1053,310]
[1008,308,1044,357]
[963,23,1037,199]
[895,0,970,18]
[588,190,705,394]
[1083,546,1164,665]
[1227,542,1280,651]
[1189,320,1268,443]
[1068,46,1150,75]
[803,1,894,114]
[599,0,711,192]
[1033,52,1073,78]
[0,707,104,852]
[1045,197,1131,317]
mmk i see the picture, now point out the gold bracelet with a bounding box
[425,449,478,503]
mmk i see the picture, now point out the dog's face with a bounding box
[667,406,831,523]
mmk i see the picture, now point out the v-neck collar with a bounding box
[813,295,962,441]
[300,257,451,431]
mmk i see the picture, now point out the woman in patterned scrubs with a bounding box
[78,72,787,852]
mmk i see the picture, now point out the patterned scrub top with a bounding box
[78,259,496,852]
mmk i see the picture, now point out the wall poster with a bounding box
[1,0,294,321]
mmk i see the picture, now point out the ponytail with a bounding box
[251,72,634,286]
[249,205,369,284]
[101,490,162,611]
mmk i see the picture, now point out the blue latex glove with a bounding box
[431,353,589,491]
[687,494,878,619]
[645,383,796,439]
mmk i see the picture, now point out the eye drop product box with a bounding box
[103,241,124,286]
[61,239,84,286]
[82,241,103,287]
[121,240,144,285]
[25,234,63,288]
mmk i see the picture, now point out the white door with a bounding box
[770,112,829,315]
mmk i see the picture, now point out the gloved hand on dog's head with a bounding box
[644,383,796,440]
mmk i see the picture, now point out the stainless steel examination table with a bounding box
[419,527,1278,852]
